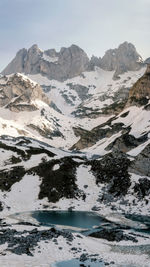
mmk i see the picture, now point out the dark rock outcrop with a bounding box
[90,152,131,197]
[106,133,148,153]
[130,143,150,176]
[71,117,126,150]
[30,157,85,203]
[89,55,101,70]
[134,178,150,199]
[89,228,137,242]
[0,227,74,256]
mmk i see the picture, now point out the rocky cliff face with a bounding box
[0,73,50,112]
[100,42,143,79]
[2,44,89,81]
[88,55,101,70]
[127,64,150,106]
[2,42,144,82]
[144,57,150,64]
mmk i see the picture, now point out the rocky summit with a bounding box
[0,42,149,267]
[100,42,143,79]
[2,42,143,82]
[2,44,89,81]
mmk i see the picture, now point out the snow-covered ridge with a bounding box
[16,73,38,87]
[0,66,148,154]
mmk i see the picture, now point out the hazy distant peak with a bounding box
[100,41,143,79]
[2,44,89,81]
[1,42,145,81]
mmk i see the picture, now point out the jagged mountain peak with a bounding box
[28,44,42,55]
[2,41,145,82]
[118,41,136,49]
[117,41,143,62]
[2,43,89,81]
[100,41,143,79]
[29,43,40,50]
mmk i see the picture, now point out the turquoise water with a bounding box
[31,210,106,230]
[52,258,105,267]
[11,210,150,267]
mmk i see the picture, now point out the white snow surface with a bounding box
[28,66,146,114]
[0,139,149,267]
[42,53,59,63]
[0,67,149,266]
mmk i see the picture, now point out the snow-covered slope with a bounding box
[0,135,149,218]
[0,66,148,153]
[28,66,146,116]
[0,44,150,267]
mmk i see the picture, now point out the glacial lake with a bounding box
[10,210,150,267]
[11,210,150,235]
[52,258,105,267]
[31,210,107,230]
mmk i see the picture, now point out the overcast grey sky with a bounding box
[0,0,150,71]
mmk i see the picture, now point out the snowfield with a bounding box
[0,66,149,267]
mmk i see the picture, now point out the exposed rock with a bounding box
[49,101,62,114]
[27,124,63,139]
[2,44,89,82]
[71,117,126,150]
[71,106,101,118]
[80,253,88,262]
[101,99,127,115]
[129,143,150,176]
[0,227,74,256]
[127,64,150,106]
[66,83,90,101]
[113,86,130,102]
[89,55,101,70]
[0,166,26,191]
[0,74,50,112]
[1,48,28,74]
[105,133,148,153]
[100,42,143,79]
[0,201,3,211]
[2,42,143,82]
[30,157,85,203]
[90,152,131,197]
[144,58,150,64]
[134,178,150,199]
[89,228,137,242]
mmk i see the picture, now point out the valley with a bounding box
[0,42,149,267]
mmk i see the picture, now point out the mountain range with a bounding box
[0,41,149,266]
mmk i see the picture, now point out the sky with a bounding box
[0,0,150,71]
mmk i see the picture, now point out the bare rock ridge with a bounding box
[2,44,89,81]
[127,63,150,106]
[2,42,144,81]
[0,74,50,112]
[99,42,143,79]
